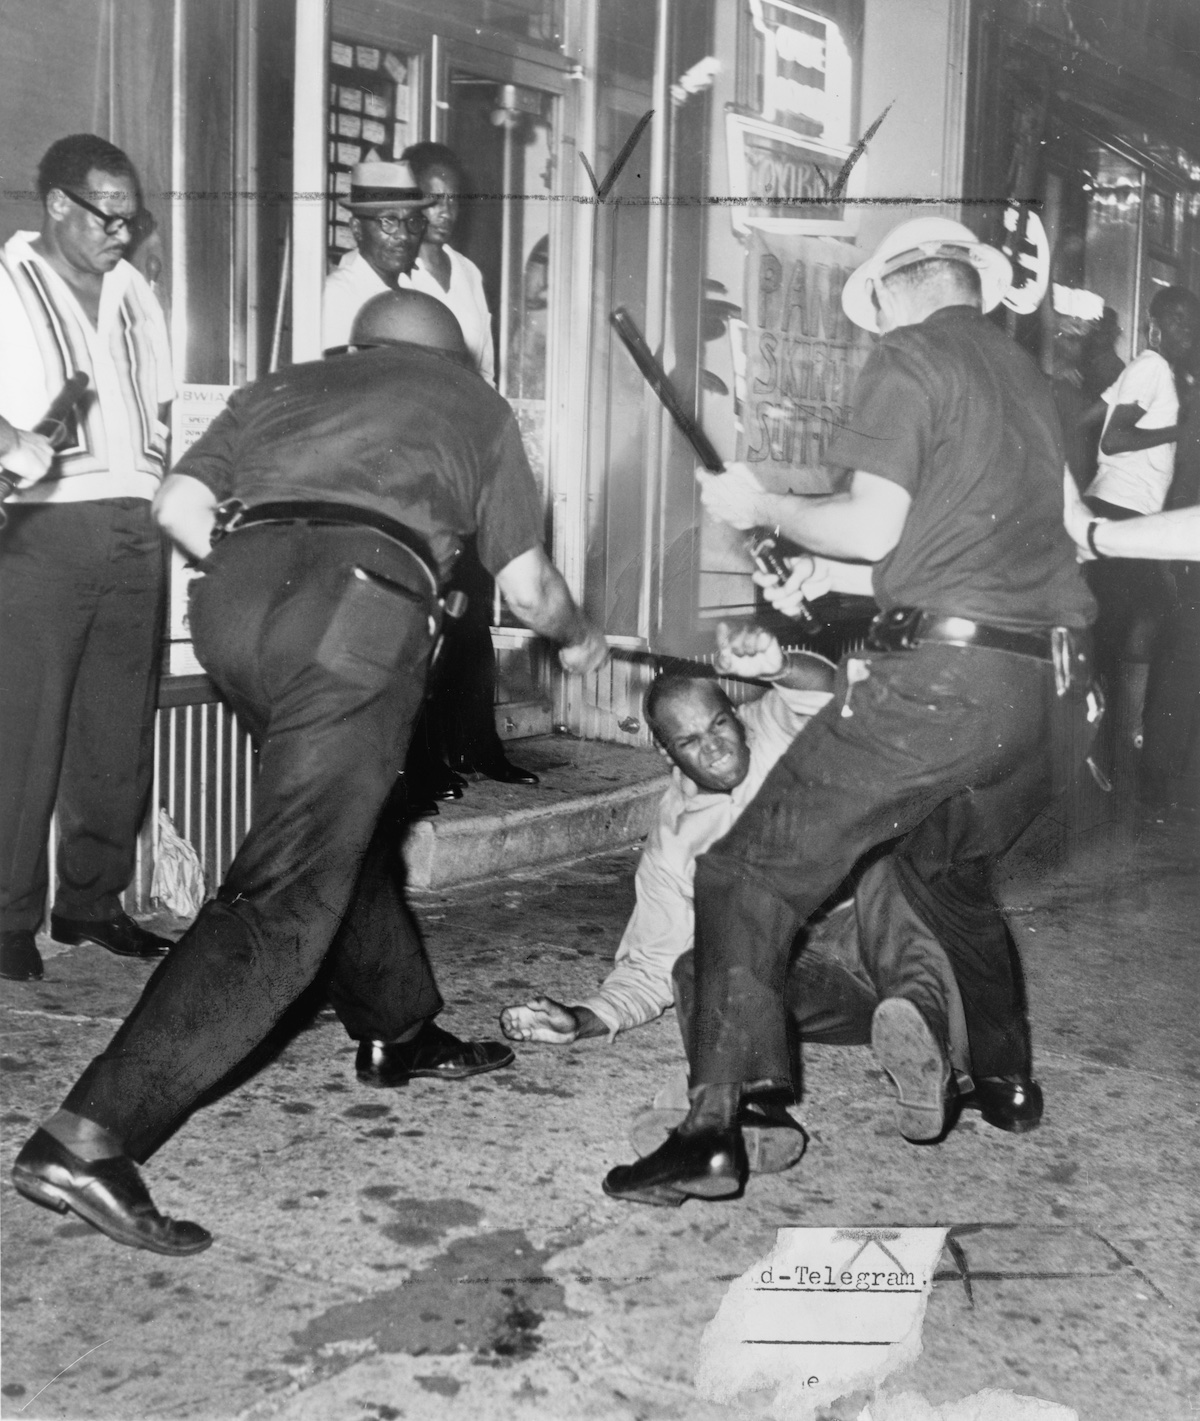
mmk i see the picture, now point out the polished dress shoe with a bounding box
[356,1021,515,1086]
[427,761,466,801]
[12,1130,211,1256]
[50,912,171,959]
[453,751,539,786]
[1,929,44,981]
[964,1074,1044,1133]
[871,997,952,1143]
[603,1126,748,1207]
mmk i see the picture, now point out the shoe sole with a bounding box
[871,999,951,1143]
[11,1168,212,1256]
[50,930,165,958]
[600,1178,685,1207]
[357,1047,516,1087]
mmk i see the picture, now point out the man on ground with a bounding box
[503,629,1018,1191]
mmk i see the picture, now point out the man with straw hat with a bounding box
[321,158,434,351]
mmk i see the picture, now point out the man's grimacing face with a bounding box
[652,682,751,794]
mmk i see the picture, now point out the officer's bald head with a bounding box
[350,290,469,361]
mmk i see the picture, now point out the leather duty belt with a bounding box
[214,498,439,596]
[868,606,1056,661]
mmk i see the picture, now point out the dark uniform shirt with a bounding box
[826,305,1096,630]
[173,343,544,582]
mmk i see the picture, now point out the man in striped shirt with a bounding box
[0,134,175,982]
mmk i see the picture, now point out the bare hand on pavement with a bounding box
[500,996,581,1045]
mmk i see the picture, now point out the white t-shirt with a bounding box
[1087,349,1179,514]
[408,246,495,385]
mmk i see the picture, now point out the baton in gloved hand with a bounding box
[608,308,819,628]
[0,371,91,527]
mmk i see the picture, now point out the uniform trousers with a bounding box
[64,523,444,1161]
[0,500,164,932]
[691,642,1089,1090]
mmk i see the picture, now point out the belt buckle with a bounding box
[211,498,246,546]
[887,606,923,650]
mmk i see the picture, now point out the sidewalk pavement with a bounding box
[1,800,1196,1420]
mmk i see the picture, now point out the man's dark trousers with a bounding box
[0,501,164,931]
[691,642,1089,1090]
[65,523,444,1161]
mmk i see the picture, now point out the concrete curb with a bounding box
[402,775,669,890]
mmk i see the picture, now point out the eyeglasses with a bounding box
[363,211,428,237]
[58,187,137,236]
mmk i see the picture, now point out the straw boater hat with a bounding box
[345,158,434,214]
[841,217,1013,333]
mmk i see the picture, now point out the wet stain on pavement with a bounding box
[416,1375,461,1395]
[378,1196,481,1248]
[343,1103,392,1120]
[292,1227,563,1363]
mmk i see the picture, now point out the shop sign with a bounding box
[736,230,870,491]
[744,0,854,147]
[726,114,854,236]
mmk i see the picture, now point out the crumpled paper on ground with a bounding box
[150,807,206,918]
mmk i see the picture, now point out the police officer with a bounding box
[12,290,608,1254]
[605,217,1096,1205]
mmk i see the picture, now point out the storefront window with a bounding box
[326,38,421,268]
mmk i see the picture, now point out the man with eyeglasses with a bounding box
[0,134,175,984]
[321,159,432,352]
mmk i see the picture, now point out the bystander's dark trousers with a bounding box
[64,523,444,1161]
[691,642,1090,1090]
[0,500,165,933]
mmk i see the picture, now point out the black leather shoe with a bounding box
[603,1127,748,1207]
[11,1130,212,1256]
[356,1022,515,1086]
[427,761,466,801]
[964,1074,1044,1133]
[1,929,44,981]
[457,753,539,786]
[871,997,952,1143]
[50,913,171,959]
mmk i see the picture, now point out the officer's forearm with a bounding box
[153,473,219,563]
[495,545,589,645]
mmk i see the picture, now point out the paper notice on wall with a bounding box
[172,384,234,460]
[696,1227,945,1417]
[737,229,871,494]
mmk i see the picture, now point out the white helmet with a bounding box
[842,217,1013,333]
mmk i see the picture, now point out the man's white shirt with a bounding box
[1087,348,1179,514]
[574,685,833,1037]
